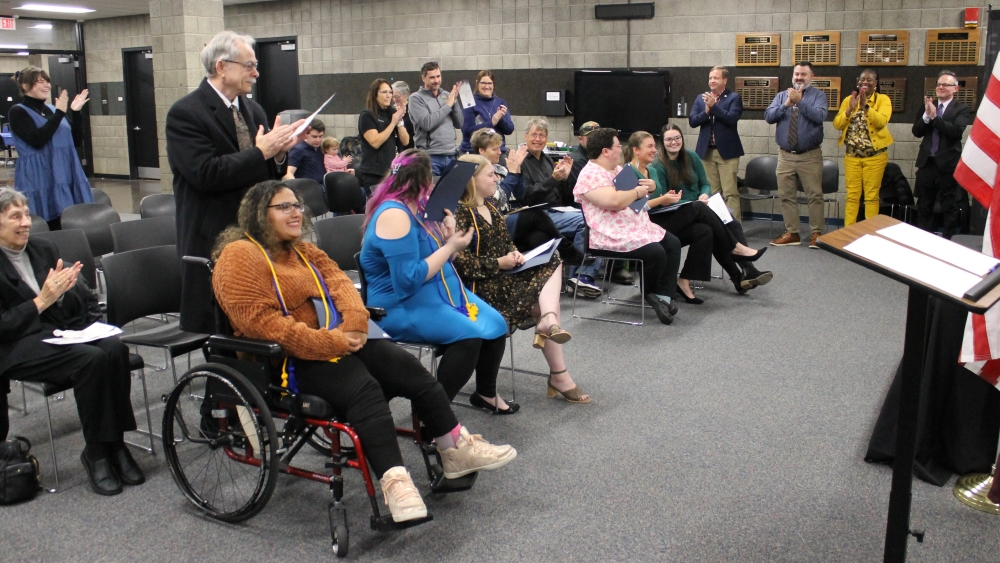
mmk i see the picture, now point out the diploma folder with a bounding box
[422,160,479,222]
[613,165,648,213]
[504,238,560,275]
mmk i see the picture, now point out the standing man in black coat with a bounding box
[912,70,974,239]
[166,30,306,333]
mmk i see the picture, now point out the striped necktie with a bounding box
[787,106,800,151]
[231,104,253,151]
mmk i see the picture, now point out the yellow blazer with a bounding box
[833,91,894,151]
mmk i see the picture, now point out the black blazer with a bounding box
[165,78,281,333]
[912,99,973,173]
[0,238,99,376]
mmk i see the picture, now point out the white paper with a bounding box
[876,222,1000,276]
[546,91,561,101]
[291,93,336,137]
[44,322,123,345]
[520,238,559,262]
[459,81,476,109]
[550,206,578,213]
[706,193,733,224]
[844,235,983,298]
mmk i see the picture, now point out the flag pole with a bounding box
[953,428,1000,514]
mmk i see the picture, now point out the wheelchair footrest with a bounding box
[430,471,478,493]
[370,513,433,532]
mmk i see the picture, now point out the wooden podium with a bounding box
[818,215,1000,563]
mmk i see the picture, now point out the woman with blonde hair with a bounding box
[452,154,590,404]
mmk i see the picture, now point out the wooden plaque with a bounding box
[793,31,841,65]
[857,30,909,66]
[811,77,842,110]
[877,78,906,112]
[735,34,780,67]
[735,77,779,110]
[925,28,980,65]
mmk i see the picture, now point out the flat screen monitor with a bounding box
[573,70,671,137]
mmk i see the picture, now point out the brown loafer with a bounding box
[770,232,801,246]
[809,233,821,249]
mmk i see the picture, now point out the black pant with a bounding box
[916,159,960,239]
[651,201,742,281]
[595,233,681,297]
[292,339,459,478]
[436,337,507,401]
[4,336,136,445]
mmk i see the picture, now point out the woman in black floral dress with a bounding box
[453,155,590,404]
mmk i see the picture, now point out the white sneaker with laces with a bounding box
[379,466,427,522]
[439,427,517,479]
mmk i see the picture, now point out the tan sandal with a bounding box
[546,369,591,404]
[532,312,572,349]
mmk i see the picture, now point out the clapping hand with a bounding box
[34,259,82,312]
[54,89,69,113]
[552,155,573,181]
[925,97,938,119]
[786,87,802,106]
[446,83,461,107]
[506,144,528,174]
[492,104,508,125]
[702,92,717,110]
[392,102,407,124]
[256,117,307,160]
[70,89,90,112]
[637,178,656,196]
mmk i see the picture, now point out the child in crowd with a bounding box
[323,136,354,174]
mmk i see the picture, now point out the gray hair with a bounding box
[525,118,549,136]
[201,30,256,77]
[0,187,28,213]
[391,81,410,96]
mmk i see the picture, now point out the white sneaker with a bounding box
[438,428,517,479]
[379,467,427,522]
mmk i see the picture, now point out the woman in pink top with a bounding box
[573,127,681,325]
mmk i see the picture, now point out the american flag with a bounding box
[956,55,1000,388]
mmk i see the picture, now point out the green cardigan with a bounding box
[647,149,710,202]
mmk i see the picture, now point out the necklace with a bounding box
[405,207,479,322]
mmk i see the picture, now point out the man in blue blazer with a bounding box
[689,66,745,222]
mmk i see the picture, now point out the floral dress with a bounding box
[453,201,560,328]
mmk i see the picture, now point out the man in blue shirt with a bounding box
[764,62,828,249]
[284,119,327,185]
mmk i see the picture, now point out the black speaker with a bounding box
[594,3,654,20]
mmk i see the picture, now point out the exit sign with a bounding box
[0,17,15,30]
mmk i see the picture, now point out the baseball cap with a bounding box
[577,121,600,136]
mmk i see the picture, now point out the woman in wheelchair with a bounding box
[211,180,516,523]
[452,154,590,404]
[360,150,518,414]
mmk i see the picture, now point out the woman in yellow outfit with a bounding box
[833,68,894,225]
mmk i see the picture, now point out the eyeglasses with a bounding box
[221,60,258,71]
[268,202,304,214]
[378,89,393,95]
[937,82,958,87]
[663,136,683,144]
[478,81,494,86]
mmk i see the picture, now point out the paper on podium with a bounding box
[876,222,1000,276]
[44,322,123,345]
[706,193,733,224]
[504,238,560,274]
[291,93,336,137]
[844,234,983,298]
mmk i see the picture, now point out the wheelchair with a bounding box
[161,257,478,557]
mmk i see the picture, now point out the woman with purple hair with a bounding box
[360,150,517,414]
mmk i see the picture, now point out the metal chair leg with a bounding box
[124,367,156,455]
[8,380,28,416]
[43,397,59,493]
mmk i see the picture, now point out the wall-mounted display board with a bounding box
[925,28,980,65]
[877,78,907,112]
[857,30,909,65]
[811,77,842,110]
[793,31,841,65]
[735,76,779,109]
[735,34,780,67]
[923,76,979,110]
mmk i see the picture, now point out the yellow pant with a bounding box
[843,151,888,226]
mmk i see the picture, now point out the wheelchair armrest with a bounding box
[206,335,283,357]
[366,306,386,321]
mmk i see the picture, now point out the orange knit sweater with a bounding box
[213,239,369,361]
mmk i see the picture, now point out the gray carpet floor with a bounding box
[2,222,999,562]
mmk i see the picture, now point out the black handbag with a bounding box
[0,436,40,505]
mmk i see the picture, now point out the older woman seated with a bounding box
[360,150,518,414]
[0,187,143,496]
[453,154,590,404]
[572,128,682,325]
[212,180,516,523]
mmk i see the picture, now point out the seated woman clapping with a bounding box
[452,154,590,404]
[625,129,766,301]
[211,180,516,523]
[359,150,518,414]
[572,127,682,325]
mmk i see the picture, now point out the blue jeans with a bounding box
[430,154,456,177]
[545,208,601,278]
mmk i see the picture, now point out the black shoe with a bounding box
[611,267,634,285]
[742,268,773,287]
[734,246,766,262]
[469,393,520,415]
[644,294,674,325]
[112,445,145,486]
[81,449,122,496]
[676,285,704,305]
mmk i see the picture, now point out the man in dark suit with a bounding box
[912,70,974,239]
[166,30,306,333]
[0,188,143,495]
[689,66,745,223]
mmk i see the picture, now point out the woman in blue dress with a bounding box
[360,149,517,414]
[9,67,92,230]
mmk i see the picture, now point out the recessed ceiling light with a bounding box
[0,44,30,49]
[14,4,95,14]
[30,23,53,29]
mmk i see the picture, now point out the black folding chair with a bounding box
[324,172,366,214]
[110,216,177,254]
[91,188,112,207]
[739,155,780,237]
[60,203,121,292]
[284,178,329,218]
[315,214,365,272]
[139,193,176,219]
[29,213,49,233]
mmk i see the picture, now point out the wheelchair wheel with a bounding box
[329,504,349,557]
[162,363,279,523]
